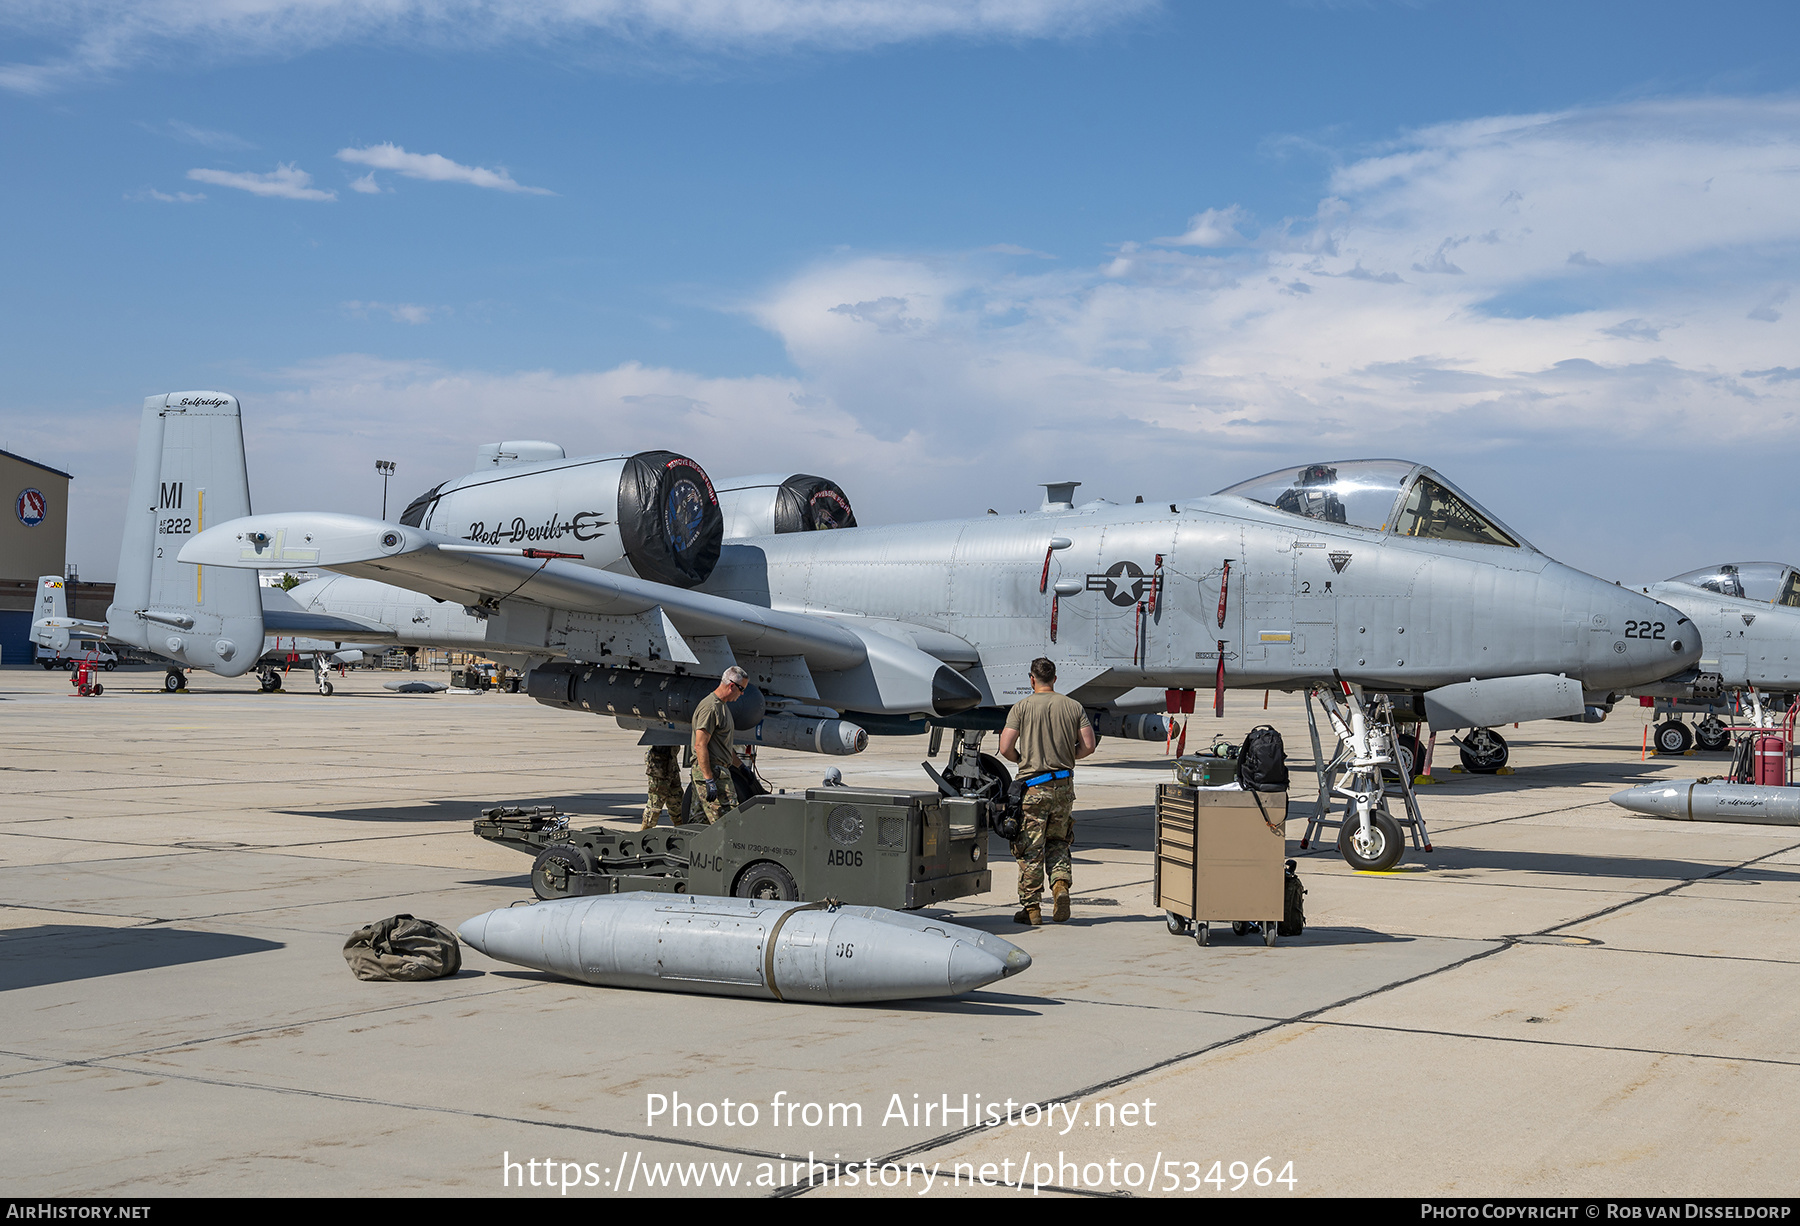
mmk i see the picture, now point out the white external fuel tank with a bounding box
[458,892,1030,1003]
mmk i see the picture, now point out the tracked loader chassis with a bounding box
[475,788,992,911]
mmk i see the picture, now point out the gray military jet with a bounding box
[178,433,1700,863]
[1628,562,1800,752]
[80,393,395,694]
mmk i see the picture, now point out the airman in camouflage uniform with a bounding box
[1011,777,1076,909]
[693,666,749,825]
[998,658,1097,925]
[641,745,686,829]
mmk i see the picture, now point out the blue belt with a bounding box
[1022,769,1072,788]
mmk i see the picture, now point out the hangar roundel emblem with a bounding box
[16,488,46,528]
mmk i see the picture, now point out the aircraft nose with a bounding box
[1598,588,1700,685]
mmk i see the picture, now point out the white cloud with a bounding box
[126,187,205,203]
[342,301,444,325]
[164,119,254,150]
[186,163,336,201]
[1157,205,1250,248]
[349,172,381,194]
[0,0,1151,93]
[336,144,552,195]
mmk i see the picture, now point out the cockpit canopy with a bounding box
[1215,460,1527,549]
[1668,562,1800,607]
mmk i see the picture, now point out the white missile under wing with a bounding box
[179,515,982,720]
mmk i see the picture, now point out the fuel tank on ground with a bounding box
[457,893,1031,1003]
[398,449,723,588]
[1610,781,1800,825]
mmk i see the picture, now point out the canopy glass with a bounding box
[1216,460,1525,548]
[1668,562,1800,607]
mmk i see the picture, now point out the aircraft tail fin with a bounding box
[30,576,69,652]
[106,392,263,677]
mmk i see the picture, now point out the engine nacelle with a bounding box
[400,450,723,588]
[714,473,857,538]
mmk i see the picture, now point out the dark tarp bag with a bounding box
[1278,859,1307,937]
[343,914,462,982]
[1237,724,1290,793]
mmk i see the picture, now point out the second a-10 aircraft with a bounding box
[1625,562,1800,753]
[121,391,1705,869]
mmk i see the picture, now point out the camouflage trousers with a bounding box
[1010,778,1075,905]
[642,748,686,828]
[695,770,740,825]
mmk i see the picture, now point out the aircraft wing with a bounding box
[259,585,396,639]
[181,513,980,716]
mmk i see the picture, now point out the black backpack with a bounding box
[1237,724,1289,793]
[1277,860,1307,937]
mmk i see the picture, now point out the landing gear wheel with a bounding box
[1696,717,1730,752]
[164,671,184,693]
[319,681,334,696]
[733,861,799,902]
[1338,809,1405,872]
[530,842,596,900]
[1655,720,1695,754]
[1459,728,1509,773]
[1165,911,1190,935]
[1394,732,1424,779]
[949,752,1012,800]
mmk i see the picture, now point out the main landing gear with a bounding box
[1456,727,1510,773]
[164,669,187,692]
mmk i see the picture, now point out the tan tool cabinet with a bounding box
[1154,783,1287,946]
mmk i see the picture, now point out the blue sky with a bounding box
[3,0,1798,582]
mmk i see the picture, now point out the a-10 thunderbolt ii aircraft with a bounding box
[62,393,395,694]
[1625,562,1800,753]
[169,396,1701,867]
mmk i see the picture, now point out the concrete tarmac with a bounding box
[3,667,1796,1198]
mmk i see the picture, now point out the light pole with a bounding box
[375,459,397,520]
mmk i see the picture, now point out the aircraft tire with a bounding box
[1696,718,1730,752]
[1394,732,1424,778]
[164,672,182,692]
[733,860,799,902]
[1458,728,1509,773]
[530,842,596,901]
[1654,721,1694,755]
[962,753,1012,800]
[1338,809,1404,872]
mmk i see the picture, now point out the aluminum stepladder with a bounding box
[1299,679,1433,865]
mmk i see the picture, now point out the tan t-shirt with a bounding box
[692,691,737,779]
[1004,691,1092,778]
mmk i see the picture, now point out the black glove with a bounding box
[704,778,720,803]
